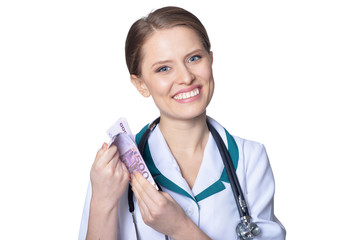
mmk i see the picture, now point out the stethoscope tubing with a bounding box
[206,120,250,218]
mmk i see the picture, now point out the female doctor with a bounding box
[79,6,286,240]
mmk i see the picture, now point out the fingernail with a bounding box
[130,173,135,179]
[102,143,107,150]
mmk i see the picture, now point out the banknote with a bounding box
[107,117,134,140]
[106,117,133,149]
[106,118,158,190]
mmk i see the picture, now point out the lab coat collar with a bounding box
[135,117,239,203]
[150,126,196,199]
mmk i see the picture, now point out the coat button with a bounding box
[185,208,194,216]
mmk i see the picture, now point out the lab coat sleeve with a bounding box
[241,140,286,240]
[78,181,136,240]
[78,180,92,240]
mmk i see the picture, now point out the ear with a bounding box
[130,74,151,97]
[209,51,214,65]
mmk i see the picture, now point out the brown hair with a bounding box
[125,6,211,76]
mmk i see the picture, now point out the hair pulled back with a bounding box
[125,6,211,76]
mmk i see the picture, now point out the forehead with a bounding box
[141,26,204,65]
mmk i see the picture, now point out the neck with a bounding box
[158,113,209,155]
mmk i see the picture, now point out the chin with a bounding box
[161,107,208,122]
[157,95,212,121]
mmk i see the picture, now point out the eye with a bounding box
[188,55,202,63]
[156,66,171,73]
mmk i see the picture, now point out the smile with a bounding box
[173,88,200,100]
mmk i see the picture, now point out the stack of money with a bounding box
[107,118,158,190]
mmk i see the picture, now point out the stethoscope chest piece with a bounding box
[236,216,261,240]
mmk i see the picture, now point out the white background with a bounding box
[0,0,360,239]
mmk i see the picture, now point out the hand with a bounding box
[90,143,130,210]
[131,172,192,239]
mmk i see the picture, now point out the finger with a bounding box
[99,144,118,165]
[120,162,131,181]
[108,150,120,169]
[115,161,130,182]
[134,171,161,197]
[112,154,121,170]
[132,182,151,219]
[131,172,161,207]
[93,143,108,165]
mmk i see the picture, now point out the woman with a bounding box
[79,6,286,240]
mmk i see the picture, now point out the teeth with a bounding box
[174,88,200,100]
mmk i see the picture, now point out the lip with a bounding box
[172,85,202,97]
[172,85,202,103]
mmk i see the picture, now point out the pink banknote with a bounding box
[107,118,158,190]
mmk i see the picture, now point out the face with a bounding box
[131,26,214,122]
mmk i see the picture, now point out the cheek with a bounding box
[197,65,213,83]
[192,59,213,78]
[146,78,172,96]
[202,65,215,97]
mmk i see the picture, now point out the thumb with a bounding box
[162,192,175,202]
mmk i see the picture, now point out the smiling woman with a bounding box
[131,26,214,122]
[79,6,286,240]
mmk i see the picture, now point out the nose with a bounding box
[176,64,195,85]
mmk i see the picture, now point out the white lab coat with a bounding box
[79,117,286,240]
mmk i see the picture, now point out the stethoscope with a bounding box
[128,117,260,240]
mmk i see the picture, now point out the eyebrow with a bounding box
[151,60,171,69]
[150,49,204,69]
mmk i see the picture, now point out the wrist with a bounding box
[90,195,119,214]
[87,198,118,240]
